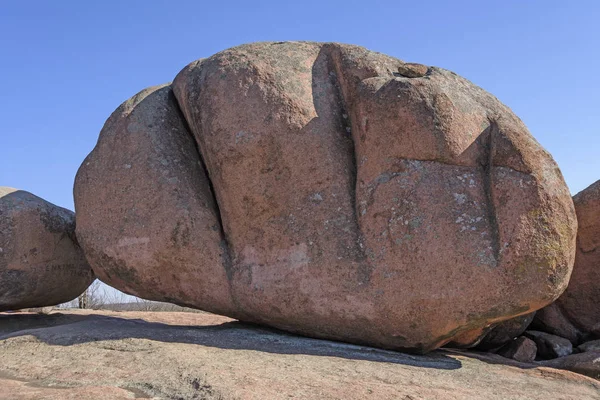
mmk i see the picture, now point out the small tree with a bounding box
[77,280,104,309]
[78,290,88,309]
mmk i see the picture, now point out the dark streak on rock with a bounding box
[170,88,233,279]
[327,46,371,284]
[170,85,248,319]
[481,119,501,267]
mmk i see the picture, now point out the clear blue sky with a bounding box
[1,1,599,211]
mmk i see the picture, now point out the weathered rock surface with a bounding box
[1,310,600,400]
[75,42,577,352]
[0,188,94,311]
[497,336,537,363]
[536,180,600,340]
[525,330,573,359]
[73,85,237,317]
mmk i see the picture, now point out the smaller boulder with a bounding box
[478,312,536,350]
[397,62,428,77]
[577,339,600,353]
[525,330,573,359]
[538,351,600,380]
[531,302,583,344]
[591,322,600,337]
[535,180,600,341]
[0,187,94,311]
[497,336,537,363]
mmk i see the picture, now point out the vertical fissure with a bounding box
[169,87,243,316]
[326,46,370,278]
[481,119,501,266]
[328,48,358,206]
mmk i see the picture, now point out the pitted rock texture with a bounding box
[74,42,577,352]
[0,187,94,310]
[536,180,600,341]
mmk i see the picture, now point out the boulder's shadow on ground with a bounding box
[0,312,462,370]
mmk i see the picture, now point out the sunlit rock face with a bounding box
[74,42,576,352]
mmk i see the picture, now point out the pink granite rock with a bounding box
[1,187,94,310]
[75,42,577,352]
[535,180,600,342]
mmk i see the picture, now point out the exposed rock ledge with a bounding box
[1,310,599,399]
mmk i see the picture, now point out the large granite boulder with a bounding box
[74,42,577,352]
[535,180,600,343]
[0,187,94,310]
